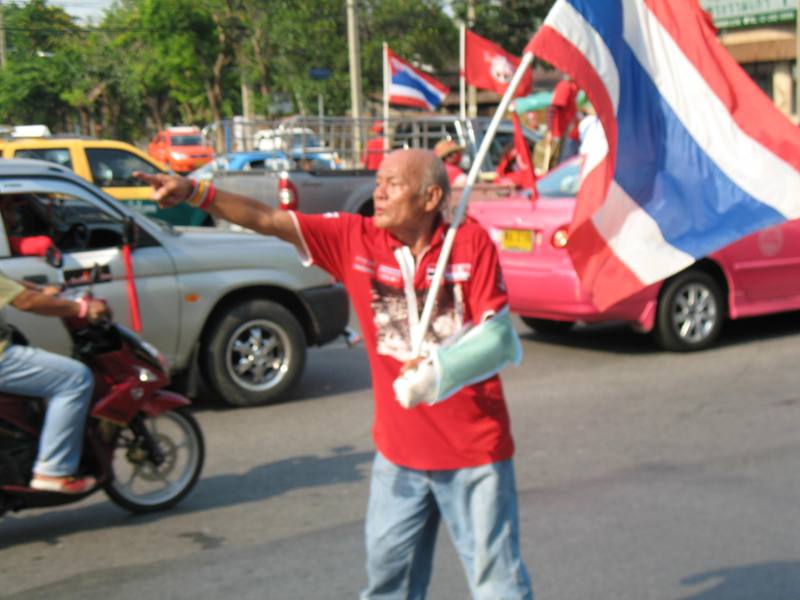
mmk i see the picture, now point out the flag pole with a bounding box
[459,22,466,121]
[382,42,390,152]
[412,51,535,357]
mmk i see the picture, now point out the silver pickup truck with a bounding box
[0,159,352,407]
[205,115,540,218]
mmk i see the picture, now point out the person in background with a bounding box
[547,75,580,166]
[362,121,387,170]
[134,148,533,599]
[433,138,467,187]
[578,101,606,159]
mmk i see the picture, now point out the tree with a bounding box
[0,0,81,128]
[451,0,554,54]
[360,0,458,99]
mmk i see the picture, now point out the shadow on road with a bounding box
[0,446,372,549]
[679,561,800,600]
[518,310,800,355]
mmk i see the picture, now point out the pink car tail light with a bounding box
[278,171,298,210]
[551,226,570,249]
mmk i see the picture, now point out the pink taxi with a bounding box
[467,158,800,351]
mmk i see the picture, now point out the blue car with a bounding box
[290,150,339,171]
[189,150,293,180]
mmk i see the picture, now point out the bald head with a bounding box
[373,149,450,249]
[382,149,450,203]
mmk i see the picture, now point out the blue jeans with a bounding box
[361,452,533,600]
[0,344,93,477]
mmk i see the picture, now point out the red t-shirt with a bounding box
[549,79,578,138]
[444,162,466,186]
[290,211,515,470]
[9,235,53,257]
[362,137,386,170]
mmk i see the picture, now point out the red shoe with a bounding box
[30,474,96,494]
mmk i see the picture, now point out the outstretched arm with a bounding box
[133,172,302,249]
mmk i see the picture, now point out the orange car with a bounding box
[148,127,213,173]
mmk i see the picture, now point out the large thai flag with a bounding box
[387,47,450,112]
[528,0,800,310]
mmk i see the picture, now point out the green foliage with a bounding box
[0,0,80,128]
[450,0,553,55]
[361,0,458,98]
[0,0,557,142]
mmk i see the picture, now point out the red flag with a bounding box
[464,30,532,97]
[494,114,537,194]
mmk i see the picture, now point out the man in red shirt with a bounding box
[362,121,387,170]
[548,76,580,165]
[434,138,467,187]
[135,149,533,599]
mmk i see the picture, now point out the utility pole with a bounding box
[796,0,799,121]
[467,0,477,117]
[0,1,7,70]
[346,0,364,158]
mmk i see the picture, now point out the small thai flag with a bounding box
[386,47,450,112]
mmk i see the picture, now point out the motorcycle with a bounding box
[0,275,205,516]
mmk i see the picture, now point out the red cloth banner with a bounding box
[464,30,532,97]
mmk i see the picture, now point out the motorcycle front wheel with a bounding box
[104,408,204,514]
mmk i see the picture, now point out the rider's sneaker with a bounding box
[29,474,96,494]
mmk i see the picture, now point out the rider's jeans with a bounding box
[0,344,93,477]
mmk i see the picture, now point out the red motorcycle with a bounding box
[0,286,205,515]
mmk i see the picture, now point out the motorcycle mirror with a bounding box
[44,244,63,269]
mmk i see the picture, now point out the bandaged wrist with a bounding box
[393,358,441,409]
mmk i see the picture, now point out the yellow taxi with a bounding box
[0,138,209,226]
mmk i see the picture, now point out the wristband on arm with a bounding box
[76,297,89,319]
[184,180,217,210]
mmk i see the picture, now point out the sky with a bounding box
[47,0,113,23]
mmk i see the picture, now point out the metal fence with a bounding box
[205,115,539,172]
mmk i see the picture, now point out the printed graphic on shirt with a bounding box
[425,263,472,283]
[376,264,402,286]
[370,279,464,361]
[353,255,375,276]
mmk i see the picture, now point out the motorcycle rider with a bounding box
[0,267,108,493]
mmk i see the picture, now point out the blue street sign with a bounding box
[309,67,332,81]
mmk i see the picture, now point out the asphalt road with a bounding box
[3,313,800,599]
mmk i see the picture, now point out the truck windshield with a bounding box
[172,135,203,146]
[289,133,321,148]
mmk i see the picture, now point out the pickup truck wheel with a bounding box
[203,300,306,407]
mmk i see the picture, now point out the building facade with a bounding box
[701,0,798,120]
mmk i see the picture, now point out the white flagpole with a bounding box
[382,42,390,152]
[412,51,535,358]
[459,22,466,121]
